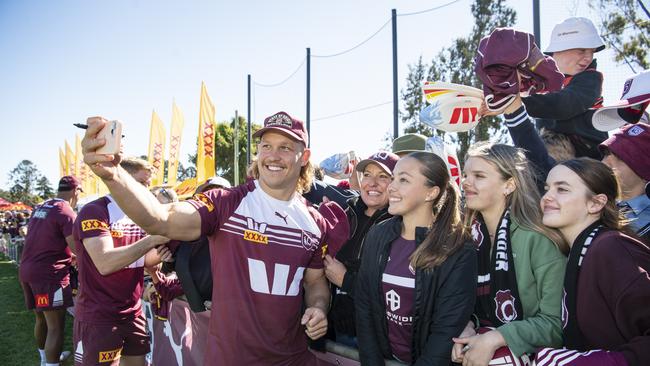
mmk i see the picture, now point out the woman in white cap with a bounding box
[451,142,567,365]
[520,17,609,159]
[535,158,650,366]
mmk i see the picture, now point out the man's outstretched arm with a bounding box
[81,116,201,241]
[83,234,169,276]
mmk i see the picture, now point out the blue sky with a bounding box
[0,0,637,190]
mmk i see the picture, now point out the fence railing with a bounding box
[1,235,24,264]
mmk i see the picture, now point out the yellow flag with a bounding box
[65,140,74,176]
[59,148,66,178]
[75,134,88,197]
[148,110,167,186]
[196,82,216,184]
[86,170,98,196]
[167,102,185,186]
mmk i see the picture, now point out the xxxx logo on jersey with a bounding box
[81,219,109,232]
[244,230,268,244]
[98,347,122,363]
[193,193,214,212]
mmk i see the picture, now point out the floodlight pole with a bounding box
[392,9,399,139]
[234,110,240,186]
[247,74,251,165]
[306,47,311,147]
[533,0,541,44]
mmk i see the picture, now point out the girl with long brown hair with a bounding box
[356,152,477,365]
[534,158,650,365]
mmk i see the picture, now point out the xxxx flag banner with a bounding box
[86,170,98,196]
[196,82,216,185]
[65,140,74,176]
[148,110,167,187]
[75,134,89,197]
[167,102,185,186]
[59,148,66,178]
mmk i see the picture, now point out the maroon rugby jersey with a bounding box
[188,180,330,366]
[382,237,417,364]
[19,198,76,283]
[73,195,147,324]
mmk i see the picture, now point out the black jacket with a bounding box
[330,196,392,336]
[355,217,477,365]
[522,59,607,159]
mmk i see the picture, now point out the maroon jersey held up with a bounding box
[73,196,147,324]
[19,198,76,284]
[188,180,331,366]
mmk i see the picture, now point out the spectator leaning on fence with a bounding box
[18,175,82,366]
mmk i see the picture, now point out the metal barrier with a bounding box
[6,237,24,264]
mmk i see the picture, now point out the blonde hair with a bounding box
[247,159,314,194]
[465,142,568,254]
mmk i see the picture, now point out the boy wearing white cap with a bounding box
[520,17,608,159]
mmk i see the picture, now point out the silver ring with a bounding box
[462,344,471,353]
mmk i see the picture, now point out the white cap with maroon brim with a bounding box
[593,70,650,131]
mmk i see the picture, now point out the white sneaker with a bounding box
[59,351,71,362]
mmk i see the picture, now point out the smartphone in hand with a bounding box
[96,120,123,155]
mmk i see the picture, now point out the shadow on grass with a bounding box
[0,258,74,366]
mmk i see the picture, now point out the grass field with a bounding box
[0,255,74,366]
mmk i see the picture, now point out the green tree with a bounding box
[590,0,649,71]
[7,160,43,205]
[35,176,55,200]
[401,0,516,162]
[215,116,261,185]
[186,117,262,185]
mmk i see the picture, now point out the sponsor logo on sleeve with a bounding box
[98,347,122,363]
[193,193,214,212]
[81,219,109,232]
[110,229,124,238]
[35,293,49,308]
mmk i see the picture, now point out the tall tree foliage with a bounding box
[401,0,517,161]
[35,176,55,200]
[7,160,48,205]
[215,116,260,185]
[187,117,261,185]
[590,0,649,71]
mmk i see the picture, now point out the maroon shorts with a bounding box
[22,281,73,311]
[73,316,150,365]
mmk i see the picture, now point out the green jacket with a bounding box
[497,220,566,356]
